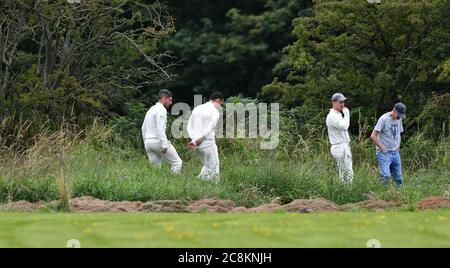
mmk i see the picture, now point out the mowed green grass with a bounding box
[0,211,449,248]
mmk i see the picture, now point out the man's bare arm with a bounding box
[370,130,386,152]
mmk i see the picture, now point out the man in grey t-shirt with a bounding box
[370,103,407,186]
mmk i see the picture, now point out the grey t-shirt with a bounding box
[373,112,404,152]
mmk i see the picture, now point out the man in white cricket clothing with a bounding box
[187,92,224,181]
[326,93,354,183]
[142,89,182,173]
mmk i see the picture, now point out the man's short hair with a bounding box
[209,91,224,101]
[158,89,173,99]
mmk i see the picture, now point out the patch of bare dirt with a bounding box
[140,200,188,212]
[230,206,248,213]
[232,197,283,213]
[69,196,143,212]
[416,196,450,210]
[231,198,339,213]
[3,196,450,213]
[187,199,236,213]
[341,199,399,212]
[281,198,340,212]
[235,203,282,213]
[3,200,47,211]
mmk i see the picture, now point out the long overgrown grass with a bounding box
[0,116,448,208]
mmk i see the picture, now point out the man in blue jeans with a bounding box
[370,103,407,186]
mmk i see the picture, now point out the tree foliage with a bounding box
[164,0,313,100]
[1,0,448,142]
[0,0,175,129]
[263,0,450,135]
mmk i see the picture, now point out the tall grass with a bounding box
[0,116,448,207]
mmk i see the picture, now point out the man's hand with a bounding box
[161,148,168,154]
[378,144,386,152]
[187,142,195,150]
[187,138,204,149]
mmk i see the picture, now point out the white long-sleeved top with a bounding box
[187,101,220,149]
[326,108,350,145]
[141,102,170,149]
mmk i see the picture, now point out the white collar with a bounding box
[206,101,216,109]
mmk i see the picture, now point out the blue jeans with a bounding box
[376,150,403,186]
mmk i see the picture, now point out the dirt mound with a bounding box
[281,198,340,212]
[2,197,237,213]
[233,197,283,213]
[416,196,450,210]
[3,196,450,213]
[69,196,143,212]
[341,199,399,212]
[140,200,188,212]
[236,203,282,213]
[230,206,248,213]
[3,200,47,211]
[231,198,339,213]
[187,199,236,213]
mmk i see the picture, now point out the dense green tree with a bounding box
[263,0,450,135]
[0,0,175,129]
[1,0,448,143]
[164,0,313,102]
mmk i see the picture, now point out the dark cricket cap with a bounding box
[331,93,347,102]
[394,103,407,118]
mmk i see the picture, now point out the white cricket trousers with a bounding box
[144,141,182,173]
[330,143,354,183]
[196,143,220,180]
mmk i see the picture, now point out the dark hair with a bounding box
[158,89,173,100]
[209,91,224,101]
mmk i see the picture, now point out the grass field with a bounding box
[1,123,448,248]
[1,122,448,209]
[0,211,449,248]
[1,132,448,207]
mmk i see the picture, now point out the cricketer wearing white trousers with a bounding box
[326,107,354,183]
[141,102,182,173]
[187,101,221,180]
